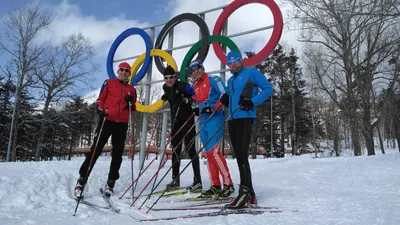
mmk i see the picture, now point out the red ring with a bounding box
[212,0,283,66]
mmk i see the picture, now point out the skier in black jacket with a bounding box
[161,65,202,191]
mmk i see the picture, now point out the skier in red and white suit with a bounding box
[189,59,234,198]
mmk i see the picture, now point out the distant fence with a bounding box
[72,146,324,157]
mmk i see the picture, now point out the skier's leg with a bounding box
[79,120,113,179]
[108,122,128,181]
[200,118,221,195]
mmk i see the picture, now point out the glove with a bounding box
[239,96,253,111]
[125,95,134,104]
[99,110,108,118]
[161,94,168,101]
[182,97,192,105]
[201,106,212,114]
[193,107,199,116]
[220,93,229,107]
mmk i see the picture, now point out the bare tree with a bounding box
[0,6,52,161]
[32,33,96,161]
[288,0,400,155]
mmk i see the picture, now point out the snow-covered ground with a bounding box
[1,149,399,225]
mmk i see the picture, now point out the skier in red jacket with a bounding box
[74,62,137,198]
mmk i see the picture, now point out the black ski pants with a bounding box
[228,118,255,194]
[170,117,201,183]
[79,118,128,181]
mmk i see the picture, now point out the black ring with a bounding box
[154,13,210,75]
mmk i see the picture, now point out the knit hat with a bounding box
[163,65,176,76]
[226,51,242,64]
[189,59,204,70]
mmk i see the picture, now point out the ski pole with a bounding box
[118,112,196,199]
[132,114,160,200]
[73,110,107,216]
[128,100,135,202]
[136,107,219,208]
[150,102,181,195]
[145,107,239,213]
[131,115,201,207]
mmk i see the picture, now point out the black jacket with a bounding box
[162,81,194,122]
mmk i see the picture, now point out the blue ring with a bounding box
[106,28,153,85]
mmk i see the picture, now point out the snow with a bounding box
[1,150,400,225]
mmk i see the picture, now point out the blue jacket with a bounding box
[227,67,274,120]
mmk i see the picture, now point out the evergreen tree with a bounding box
[0,77,14,161]
[15,90,38,161]
[245,45,323,157]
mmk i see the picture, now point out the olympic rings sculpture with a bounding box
[106,0,283,113]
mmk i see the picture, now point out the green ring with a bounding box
[180,35,242,81]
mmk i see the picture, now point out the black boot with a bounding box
[218,184,235,198]
[166,176,180,190]
[186,177,203,192]
[201,185,221,196]
[225,185,250,209]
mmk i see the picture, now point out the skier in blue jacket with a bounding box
[190,60,234,198]
[220,51,274,209]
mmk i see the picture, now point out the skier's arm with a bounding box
[250,68,274,105]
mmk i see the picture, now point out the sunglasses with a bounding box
[227,58,241,65]
[120,68,130,73]
[164,75,175,80]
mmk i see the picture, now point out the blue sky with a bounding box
[0,0,300,103]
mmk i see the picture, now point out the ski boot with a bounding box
[201,185,221,197]
[218,184,235,198]
[225,185,250,209]
[102,179,115,198]
[74,176,87,199]
[186,178,203,192]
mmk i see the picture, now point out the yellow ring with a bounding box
[130,49,178,112]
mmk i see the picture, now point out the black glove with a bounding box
[125,95,134,104]
[201,106,212,114]
[193,107,199,116]
[239,96,253,111]
[99,110,108,118]
[161,94,168,101]
[182,97,192,105]
[220,93,229,107]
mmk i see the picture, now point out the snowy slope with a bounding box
[0,150,399,225]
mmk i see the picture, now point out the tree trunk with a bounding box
[291,90,297,155]
[68,135,73,160]
[280,118,285,157]
[349,112,362,156]
[395,121,400,153]
[35,96,51,161]
[377,126,385,154]
[363,126,375,156]
[334,128,340,156]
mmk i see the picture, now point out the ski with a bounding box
[75,198,111,209]
[130,208,293,221]
[182,195,234,202]
[125,187,190,199]
[149,204,279,211]
[185,197,234,206]
[99,188,121,213]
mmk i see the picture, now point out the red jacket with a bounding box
[96,79,136,123]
